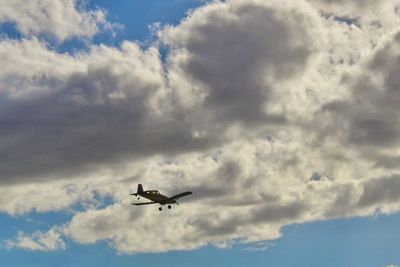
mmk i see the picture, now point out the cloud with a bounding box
[0,0,111,41]
[0,38,217,183]
[358,175,400,209]
[2,0,400,255]
[0,181,96,215]
[321,32,400,167]
[4,228,65,252]
[309,0,395,14]
[162,0,321,125]
[0,0,322,182]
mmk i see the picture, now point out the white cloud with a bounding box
[1,0,400,254]
[0,0,111,41]
[4,228,66,252]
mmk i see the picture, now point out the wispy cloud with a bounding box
[4,228,66,252]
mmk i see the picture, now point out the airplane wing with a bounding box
[131,202,157,206]
[169,191,192,200]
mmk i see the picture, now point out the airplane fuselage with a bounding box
[138,190,177,205]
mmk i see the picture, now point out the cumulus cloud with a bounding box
[162,0,321,125]
[0,0,322,182]
[0,38,217,183]
[2,0,400,254]
[0,0,111,41]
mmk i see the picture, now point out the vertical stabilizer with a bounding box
[137,184,144,194]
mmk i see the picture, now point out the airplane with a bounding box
[130,184,192,211]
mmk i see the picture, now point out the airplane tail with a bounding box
[137,184,144,194]
[130,184,144,196]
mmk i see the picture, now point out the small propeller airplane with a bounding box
[130,184,192,211]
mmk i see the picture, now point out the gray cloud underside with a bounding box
[2,0,400,254]
[322,32,400,167]
[0,41,220,182]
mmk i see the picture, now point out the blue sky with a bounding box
[1,0,400,266]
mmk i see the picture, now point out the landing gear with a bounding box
[158,205,173,211]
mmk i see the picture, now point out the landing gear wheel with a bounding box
[159,207,162,211]
[168,205,171,209]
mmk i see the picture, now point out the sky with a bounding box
[0,0,400,266]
